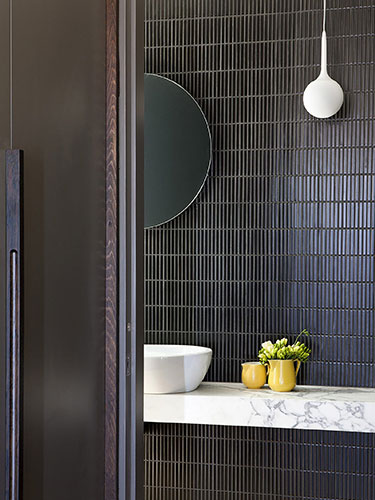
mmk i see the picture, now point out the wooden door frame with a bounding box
[105,0,119,496]
[105,0,144,498]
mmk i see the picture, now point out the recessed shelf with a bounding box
[144,382,375,433]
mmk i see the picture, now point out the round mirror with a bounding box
[144,74,212,228]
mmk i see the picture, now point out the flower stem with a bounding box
[293,329,310,346]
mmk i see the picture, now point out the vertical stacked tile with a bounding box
[144,0,375,498]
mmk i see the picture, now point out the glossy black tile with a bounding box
[144,0,375,498]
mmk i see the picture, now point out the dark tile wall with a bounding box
[144,1,375,498]
[145,424,375,500]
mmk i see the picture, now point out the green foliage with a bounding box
[258,329,311,365]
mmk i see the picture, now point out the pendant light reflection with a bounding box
[303,0,344,118]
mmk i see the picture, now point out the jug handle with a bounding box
[265,364,270,376]
[294,359,301,375]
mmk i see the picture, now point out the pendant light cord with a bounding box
[323,0,327,32]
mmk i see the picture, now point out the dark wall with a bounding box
[145,424,375,500]
[144,0,375,498]
[0,2,10,490]
[0,1,10,150]
[0,1,106,499]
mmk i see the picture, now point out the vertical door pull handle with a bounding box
[9,250,20,500]
[5,149,23,500]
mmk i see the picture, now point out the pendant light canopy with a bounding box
[303,0,344,118]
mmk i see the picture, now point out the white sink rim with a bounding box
[145,344,212,358]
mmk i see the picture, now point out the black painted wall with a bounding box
[144,1,375,498]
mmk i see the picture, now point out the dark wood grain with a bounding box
[5,150,23,500]
[105,0,118,498]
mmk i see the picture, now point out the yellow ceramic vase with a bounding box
[267,359,301,392]
[241,362,266,389]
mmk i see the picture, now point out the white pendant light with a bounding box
[303,0,344,118]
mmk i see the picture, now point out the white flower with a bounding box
[261,341,274,353]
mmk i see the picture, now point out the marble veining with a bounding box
[144,383,375,433]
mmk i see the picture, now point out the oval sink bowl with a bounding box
[144,344,212,394]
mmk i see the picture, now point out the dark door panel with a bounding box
[11,1,106,498]
[0,1,10,149]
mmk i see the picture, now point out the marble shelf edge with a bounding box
[144,382,375,434]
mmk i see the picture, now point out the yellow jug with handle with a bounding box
[267,359,301,392]
[241,362,266,389]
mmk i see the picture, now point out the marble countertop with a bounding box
[144,382,375,433]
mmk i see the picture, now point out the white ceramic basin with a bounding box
[144,344,212,394]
